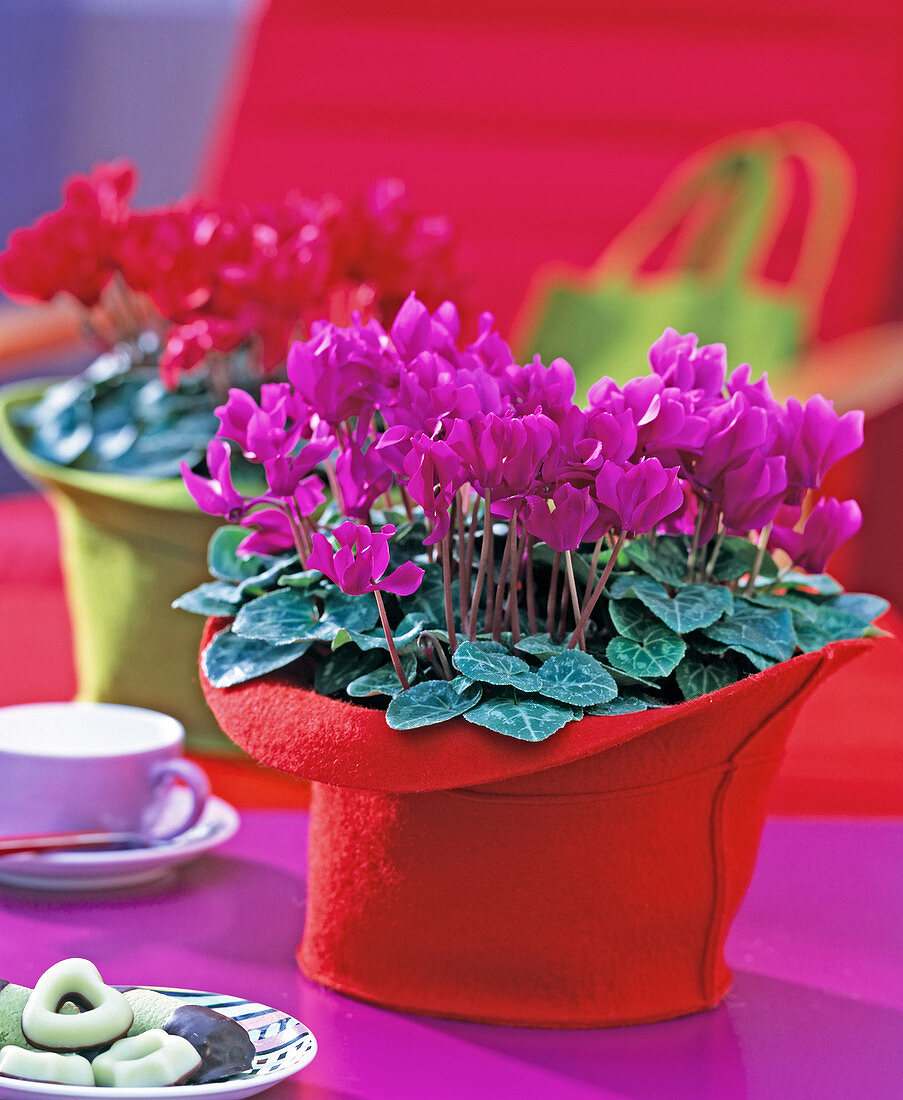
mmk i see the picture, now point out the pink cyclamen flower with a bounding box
[402,434,464,544]
[159,318,245,390]
[719,451,788,533]
[305,522,424,596]
[335,443,394,520]
[287,316,398,427]
[237,507,296,557]
[780,395,864,505]
[181,440,246,521]
[523,485,603,552]
[768,497,862,574]
[648,327,727,398]
[593,458,684,535]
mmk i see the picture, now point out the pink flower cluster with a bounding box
[0,162,135,308]
[183,295,863,598]
[0,162,464,388]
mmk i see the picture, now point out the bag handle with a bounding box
[768,121,854,313]
[592,124,853,318]
[592,130,783,286]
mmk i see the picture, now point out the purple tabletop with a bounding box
[1,813,901,1099]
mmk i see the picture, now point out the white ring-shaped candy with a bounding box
[20,959,134,1051]
[0,1045,94,1086]
[92,1030,202,1088]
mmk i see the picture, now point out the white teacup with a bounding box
[0,703,211,842]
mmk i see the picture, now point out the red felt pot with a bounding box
[201,619,869,1027]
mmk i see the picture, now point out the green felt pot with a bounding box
[0,378,233,754]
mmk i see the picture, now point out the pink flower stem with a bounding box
[440,527,458,654]
[285,507,311,562]
[685,507,706,582]
[456,492,470,628]
[564,551,586,651]
[583,537,604,604]
[464,491,479,611]
[324,458,345,516]
[374,590,410,691]
[556,581,571,644]
[419,630,452,680]
[84,298,120,349]
[467,490,493,640]
[567,531,626,649]
[504,528,524,644]
[98,277,132,341]
[703,521,726,580]
[418,636,447,680]
[743,523,773,592]
[112,271,143,340]
[399,484,415,522]
[525,536,538,636]
[483,492,496,636]
[545,551,561,637]
[491,520,516,641]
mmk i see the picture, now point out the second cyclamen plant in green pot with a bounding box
[179,295,884,1026]
[0,163,462,750]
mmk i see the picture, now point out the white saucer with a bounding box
[0,986,316,1098]
[0,796,239,891]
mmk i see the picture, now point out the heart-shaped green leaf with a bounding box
[172,581,243,617]
[608,598,656,642]
[675,654,740,700]
[622,537,688,586]
[536,650,617,706]
[792,605,868,653]
[463,693,579,741]
[742,590,821,621]
[208,526,273,582]
[829,593,889,624]
[585,694,657,716]
[710,537,778,582]
[731,645,777,672]
[345,614,426,653]
[201,629,311,688]
[781,571,842,595]
[704,605,796,662]
[386,678,483,729]
[452,641,542,690]
[319,589,380,633]
[233,590,323,643]
[621,576,733,634]
[347,655,418,698]
[514,634,568,660]
[606,622,686,679]
[313,646,385,696]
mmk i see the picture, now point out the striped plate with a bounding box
[0,987,317,1099]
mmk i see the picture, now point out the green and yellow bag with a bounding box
[515,123,853,397]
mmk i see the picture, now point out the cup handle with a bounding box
[149,759,212,841]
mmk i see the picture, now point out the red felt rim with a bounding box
[200,618,872,794]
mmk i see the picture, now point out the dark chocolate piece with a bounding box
[163,1004,255,1084]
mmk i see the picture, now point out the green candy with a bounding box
[124,989,191,1036]
[0,983,35,1050]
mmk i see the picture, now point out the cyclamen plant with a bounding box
[1,163,463,479]
[176,295,886,741]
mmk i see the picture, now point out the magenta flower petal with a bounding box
[377,560,425,596]
[769,497,862,574]
[180,440,245,520]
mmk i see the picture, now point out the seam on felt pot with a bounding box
[448,752,786,804]
[699,650,829,1003]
